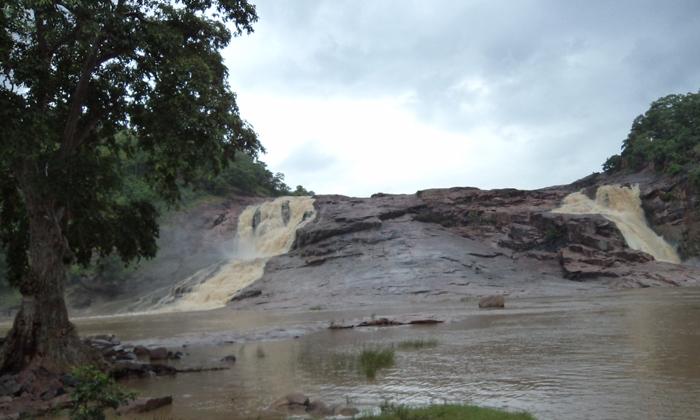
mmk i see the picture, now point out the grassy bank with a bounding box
[360,402,537,420]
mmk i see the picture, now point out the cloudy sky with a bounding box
[222,0,700,198]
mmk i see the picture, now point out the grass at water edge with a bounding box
[359,402,537,420]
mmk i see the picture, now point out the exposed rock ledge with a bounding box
[229,170,700,311]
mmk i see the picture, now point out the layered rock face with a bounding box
[230,170,700,310]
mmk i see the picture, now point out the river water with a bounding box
[34,287,697,420]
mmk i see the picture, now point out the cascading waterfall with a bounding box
[552,184,680,264]
[153,196,316,312]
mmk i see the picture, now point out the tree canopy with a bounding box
[0,0,263,371]
[603,90,700,182]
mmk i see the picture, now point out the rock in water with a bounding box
[479,295,505,308]
[149,347,168,360]
[281,200,291,225]
[116,396,173,415]
[133,345,149,356]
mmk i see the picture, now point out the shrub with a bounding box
[689,167,700,192]
[468,211,495,226]
[602,154,623,173]
[70,365,136,420]
[667,163,685,176]
[545,229,564,242]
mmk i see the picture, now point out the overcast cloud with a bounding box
[222,0,700,197]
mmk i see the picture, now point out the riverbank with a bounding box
[4,287,693,419]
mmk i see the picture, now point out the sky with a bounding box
[222,0,700,198]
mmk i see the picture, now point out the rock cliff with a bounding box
[229,170,700,310]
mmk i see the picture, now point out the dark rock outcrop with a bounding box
[228,170,700,311]
[478,295,505,308]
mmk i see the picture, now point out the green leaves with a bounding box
[0,1,260,288]
[70,365,136,420]
[606,90,700,175]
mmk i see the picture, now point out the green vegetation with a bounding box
[359,346,395,378]
[468,211,496,226]
[0,0,270,371]
[397,339,439,350]
[309,305,326,311]
[460,297,471,302]
[70,365,136,420]
[116,140,314,208]
[544,229,564,242]
[256,346,266,359]
[0,149,316,302]
[603,90,700,193]
[360,401,537,420]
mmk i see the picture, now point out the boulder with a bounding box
[334,406,360,416]
[478,295,505,308]
[102,347,117,357]
[168,351,184,360]
[285,393,310,406]
[307,400,332,416]
[133,345,150,356]
[149,347,169,360]
[220,355,236,362]
[85,334,112,341]
[270,393,310,412]
[116,396,173,415]
[151,363,177,376]
[0,382,21,397]
[116,352,138,361]
[30,378,63,396]
[39,359,61,376]
[59,375,78,388]
[87,339,114,349]
[112,361,150,379]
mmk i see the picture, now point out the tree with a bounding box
[603,90,700,174]
[0,0,260,372]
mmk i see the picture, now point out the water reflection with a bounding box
[121,289,700,419]
[4,288,699,420]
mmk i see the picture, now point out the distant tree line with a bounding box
[0,133,313,294]
[116,133,314,204]
[603,90,700,191]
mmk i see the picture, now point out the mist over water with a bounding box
[154,196,316,312]
[552,184,680,263]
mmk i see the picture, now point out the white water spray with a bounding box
[155,196,316,312]
[552,184,679,263]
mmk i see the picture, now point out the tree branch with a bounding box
[61,36,106,153]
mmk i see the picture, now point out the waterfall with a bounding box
[154,196,316,312]
[552,184,679,263]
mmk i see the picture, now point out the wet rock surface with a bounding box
[116,396,173,415]
[229,171,700,311]
[478,295,505,308]
[270,393,359,418]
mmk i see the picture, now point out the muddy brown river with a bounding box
[5,287,699,420]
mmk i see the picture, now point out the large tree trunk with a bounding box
[0,174,99,373]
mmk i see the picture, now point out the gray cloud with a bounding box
[225,0,700,195]
[277,140,339,174]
